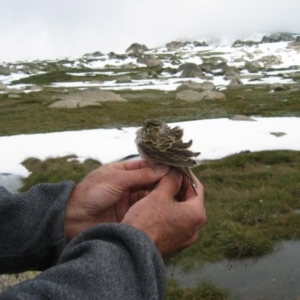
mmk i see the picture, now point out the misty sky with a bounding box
[1,0,300,63]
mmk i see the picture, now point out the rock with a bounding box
[270,132,286,137]
[166,41,185,51]
[199,90,226,101]
[0,65,12,75]
[177,63,203,78]
[0,81,7,90]
[137,56,162,68]
[136,72,149,79]
[116,75,131,83]
[175,90,203,101]
[244,60,262,72]
[229,115,256,121]
[7,88,24,94]
[176,89,226,101]
[200,63,213,73]
[261,32,295,43]
[257,55,282,68]
[8,94,21,99]
[289,72,300,79]
[232,40,259,47]
[55,88,127,103]
[202,81,215,90]
[49,100,102,108]
[176,81,215,92]
[270,83,286,92]
[193,41,208,47]
[30,85,43,92]
[228,78,243,87]
[126,43,148,54]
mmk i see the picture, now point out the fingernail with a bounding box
[154,164,169,174]
[168,168,182,180]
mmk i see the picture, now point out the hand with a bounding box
[122,168,206,259]
[64,160,170,242]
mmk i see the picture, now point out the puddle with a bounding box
[167,241,300,300]
[0,174,23,193]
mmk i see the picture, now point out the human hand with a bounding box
[64,160,170,242]
[122,168,206,259]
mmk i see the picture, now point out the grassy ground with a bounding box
[0,84,300,136]
[1,67,300,298]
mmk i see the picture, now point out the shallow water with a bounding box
[0,173,23,193]
[167,241,300,300]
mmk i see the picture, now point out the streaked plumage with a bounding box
[135,119,200,194]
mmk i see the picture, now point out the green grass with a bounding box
[165,279,234,300]
[20,155,101,191]
[168,150,300,268]
[0,85,300,136]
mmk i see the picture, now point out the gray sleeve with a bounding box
[0,181,75,274]
[1,223,166,300]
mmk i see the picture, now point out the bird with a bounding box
[135,118,200,194]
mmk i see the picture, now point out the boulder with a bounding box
[7,88,24,94]
[270,83,286,92]
[49,100,102,108]
[177,63,203,78]
[175,90,203,101]
[0,65,12,75]
[55,88,127,103]
[228,78,243,87]
[261,32,295,43]
[232,40,259,47]
[166,41,185,51]
[176,81,214,92]
[116,75,131,83]
[126,43,148,54]
[137,56,162,68]
[198,90,226,101]
[30,85,43,92]
[176,90,226,101]
[0,81,7,90]
[136,72,149,79]
[270,132,286,137]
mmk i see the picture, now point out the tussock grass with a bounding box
[20,155,101,192]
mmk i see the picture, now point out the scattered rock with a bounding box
[270,83,286,92]
[232,40,259,47]
[53,88,127,107]
[7,88,24,94]
[228,78,243,87]
[136,72,149,80]
[177,63,203,78]
[199,90,226,101]
[176,81,214,92]
[8,94,21,99]
[30,85,43,92]
[0,81,7,90]
[49,100,102,108]
[229,115,256,121]
[126,43,148,54]
[0,65,12,75]
[166,41,185,51]
[270,132,286,137]
[116,75,131,83]
[261,32,295,43]
[137,56,162,67]
[175,90,203,101]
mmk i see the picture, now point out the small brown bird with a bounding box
[135,118,200,194]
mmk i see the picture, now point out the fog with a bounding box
[1,0,300,62]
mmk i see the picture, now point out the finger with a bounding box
[128,190,151,205]
[150,168,183,200]
[116,164,170,190]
